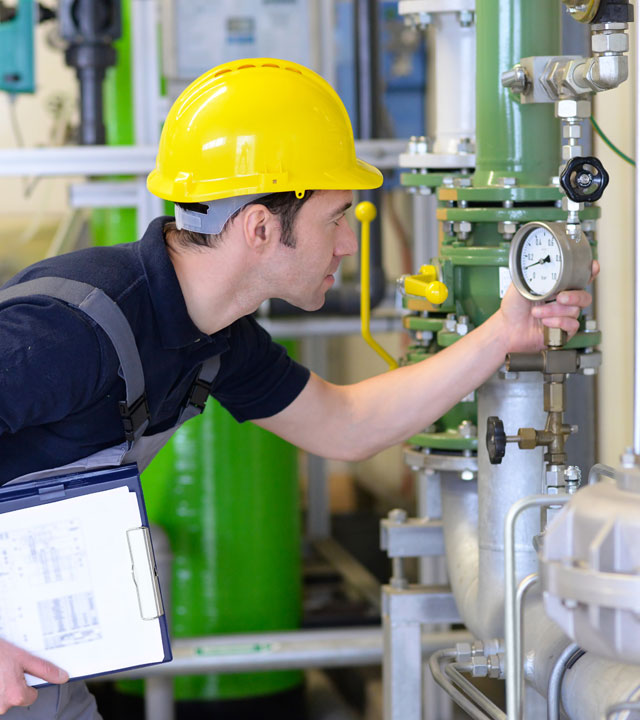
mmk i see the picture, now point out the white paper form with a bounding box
[0,486,164,684]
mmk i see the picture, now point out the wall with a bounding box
[594,26,636,466]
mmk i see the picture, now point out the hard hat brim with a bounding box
[148,157,383,203]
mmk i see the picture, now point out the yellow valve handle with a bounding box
[562,0,600,23]
[356,201,398,370]
[404,265,449,305]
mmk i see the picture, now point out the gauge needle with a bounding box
[526,254,551,269]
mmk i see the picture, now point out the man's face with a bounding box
[272,190,357,311]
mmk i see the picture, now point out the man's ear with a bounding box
[243,204,274,251]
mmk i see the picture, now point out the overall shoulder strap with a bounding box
[0,277,150,445]
[177,354,221,425]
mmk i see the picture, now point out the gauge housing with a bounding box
[508,221,593,301]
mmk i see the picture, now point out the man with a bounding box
[0,58,593,717]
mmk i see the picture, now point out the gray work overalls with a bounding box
[0,278,220,719]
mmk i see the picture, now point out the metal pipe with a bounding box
[444,664,506,720]
[515,573,538,719]
[504,494,569,720]
[634,5,640,455]
[131,0,164,236]
[587,462,618,484]
[105,628,473,679]
[428,651,500,720]
[522,600,640,719]
[607,701,640,719]
[547,643,581,720]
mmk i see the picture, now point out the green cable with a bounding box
[590,115,636,166]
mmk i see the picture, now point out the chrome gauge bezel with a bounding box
[508,221,592,302]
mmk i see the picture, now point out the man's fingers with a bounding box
[21,652,68,685]
[532,303,581,320]
[1,683,38,711]
[556,289,592,307]
[541,316,580,334]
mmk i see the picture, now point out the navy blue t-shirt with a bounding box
[0,217,310,485]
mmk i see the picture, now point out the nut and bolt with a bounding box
[454,176,472,188]
[501,65,529,94]
[564,465,582,494]
[456,315,470,336]
[585,319,598,332]
[416,135,429,154]
[620,446,640,469]
[416,11,432,28]
[388,508,408,524]
[388,509,408,589]
[442,176,455,188]
[458,420,477,438]
[498,221,517,238]
[556,99,592,120]
[592,31,629,54]
[470,654,503,679]
[458,10,474,27]
[455,220,472,234]
[562,144,583,161]
[563,124,582,139]
[498,176,517,187]
[445,313,457,333]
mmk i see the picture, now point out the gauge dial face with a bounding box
[519,227,562,297]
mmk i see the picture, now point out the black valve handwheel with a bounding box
[560,156,609,203]
[486,416,506,465]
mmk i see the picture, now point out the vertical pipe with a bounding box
[634,11,640,455]
[354,0,384,288]
[474,0,561,187]
[131,0,163,236]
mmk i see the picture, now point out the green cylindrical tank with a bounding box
[143,394,303,700]
[474,0,561,187]
[94,0,303,701]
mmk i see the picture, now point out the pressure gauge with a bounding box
[508,221,593,301]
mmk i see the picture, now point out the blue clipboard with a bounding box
[0,464,172,685]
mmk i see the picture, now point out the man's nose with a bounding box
[337,225,358,257]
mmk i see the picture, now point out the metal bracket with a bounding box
[380,518,445,557]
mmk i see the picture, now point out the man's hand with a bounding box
[0,638,68,715]
[498,260,599,354]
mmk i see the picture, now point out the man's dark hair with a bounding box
[164,190,315,250]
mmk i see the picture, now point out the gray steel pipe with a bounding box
[440,373,546,641]
[107,628,472,680]
[523,600,640,719]
[635,8,640,455]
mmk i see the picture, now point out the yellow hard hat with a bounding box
[147,58,383,203]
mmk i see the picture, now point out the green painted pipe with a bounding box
[474,0,561,187]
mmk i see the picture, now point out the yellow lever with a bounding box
[356,201,399,370]
[403,265,449,305]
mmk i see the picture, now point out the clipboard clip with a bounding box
[126,526,164,621]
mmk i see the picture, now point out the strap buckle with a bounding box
[186,378,211,412]
[119,393,150,443]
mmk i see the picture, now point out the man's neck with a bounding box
[165,234,265,336]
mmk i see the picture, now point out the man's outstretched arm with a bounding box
[254,280,594,462]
